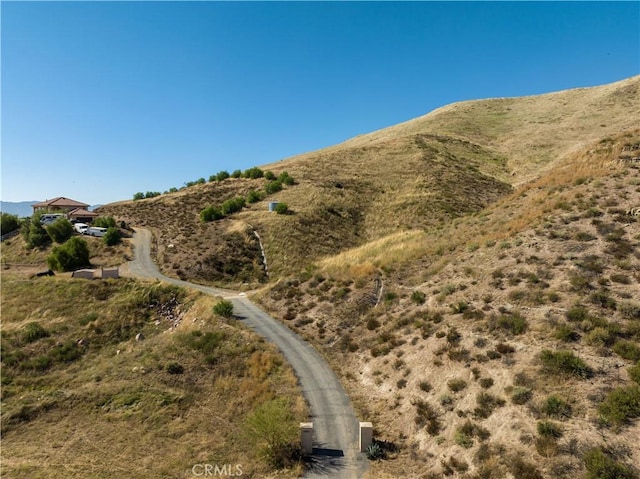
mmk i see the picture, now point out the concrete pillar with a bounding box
[359,422,373,452]
[300,422,313,456]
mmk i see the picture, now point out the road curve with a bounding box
[126,229,369,478]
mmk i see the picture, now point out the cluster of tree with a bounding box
[1,213,20,235]
[200,171,295,222]
[18,213,122,271]
[133,191,162,200]
[133,165,297,201]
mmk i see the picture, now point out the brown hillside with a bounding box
[99,76,640,287]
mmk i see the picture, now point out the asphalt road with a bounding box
[126,228,369,478]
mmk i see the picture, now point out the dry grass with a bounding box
[0,274,306,478]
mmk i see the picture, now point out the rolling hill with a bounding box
[93,75,640,477]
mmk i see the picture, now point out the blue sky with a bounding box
[2,1,639,205]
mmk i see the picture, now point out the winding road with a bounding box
[126,229,369,478]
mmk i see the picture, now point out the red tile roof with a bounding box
[32,197,90,209]
[67,207,98,217]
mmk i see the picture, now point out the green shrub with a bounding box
[613,340,640,361]
[47,237,90,272]
[166,362,184,374]
[213,170,230,182]
[213,300,234,318]
[598,384,640,427]
[245,398,298,468]
[274,203,289,215]
[474,392,506,418]
[555,324,580,342]
[583,447,638,479]
[479,377,494,389]
[93,216,117,228]
[511,387,533,405]
[46,218,74,243]
[231,169,242,178]
[103,227,121,246]
[590,289,617,310]
[447,378,467,392]
[264,170,277,181]
[221,197,245,215]
[543,395,572,419]
[629,362,640,385]
[133,192,144,200]
[21,215,51,249]
[411,291,426,305]
[22,322,50,343]
[496,313,528,335]
[566,304,590,322]
[1,213,20,235]
[243,167,264,179]
[537,420,563,438]
[247,190,264,204]
[265,180,283,195]
[540,349,593,379]
[200,205,224,222]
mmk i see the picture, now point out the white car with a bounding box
[85,226,107,237]
[74,223,89,234]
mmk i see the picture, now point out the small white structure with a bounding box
[359,422,373,452]
[300,422,313,456]
[268,201,279,212]
[71,266,119,280]
[72,269,95,280]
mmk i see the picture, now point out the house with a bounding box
[67,207,98,223]
[32,197,96,222]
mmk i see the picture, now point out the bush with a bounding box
[47,237,90,272]
[200,205,224,222]
[274,203,289,215]
[243,167,264,179]
[22,214,51,249]
[543,395,572,419]
[537,420,563,438]
[411,291,426,305]
[414,399,441,435]
[265,180,283,195]
[496,313,528,335]
[540,349,593,379]
[598,384,640,427]
[221,197,245,215]
[1,213,20,235]
[214,170,230,182]
[448,378,467,392]
[23,322,50,343]
[264,171,277,181]
[278,171,295,185]
[133,192,144,200]
[93,216,117,228]
[245,398,298,468]
[566,304,590,322]
[103,227,121,246]
[213,300,234,318]
[166,362,184,374]
[511,387,533,405]
[46,218,74,244]
[583,447,638,479]
[247,190,263,204]
[629,362,640,385]
[613,340,640,362]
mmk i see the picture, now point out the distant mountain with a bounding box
[0,201,39,218]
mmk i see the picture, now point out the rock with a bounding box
[135,333,144,341]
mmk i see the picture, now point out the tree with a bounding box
[274,203,289,215]
[133,192,144,200]
[46,218,74,243]
[247,190,263,204]
[200,205,224,222]
[278,171,295,185]
[221,197,245,215]
[214,170,230,182]
[245,398,298,468]
[103,227,121,246]
[243,167,264,179]
[265,180,283,195]
[231,169,242,178]
[264,171,277,181]
[93,216,117,228]
[213,299,234,318]
[21,214,51,249]
[0,213,20,235]
[47,237,90,271]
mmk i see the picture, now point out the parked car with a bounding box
[74,223,89,234]
[40,213,65,225]
[85,226,107,237]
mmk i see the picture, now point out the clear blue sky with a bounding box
[2,1,639,205]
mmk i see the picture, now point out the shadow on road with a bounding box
[305,445,346,475]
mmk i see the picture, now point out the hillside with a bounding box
[257,130,640,477]
[98,76,640,287]
[70,76,640,477]
[1,272,306,478]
